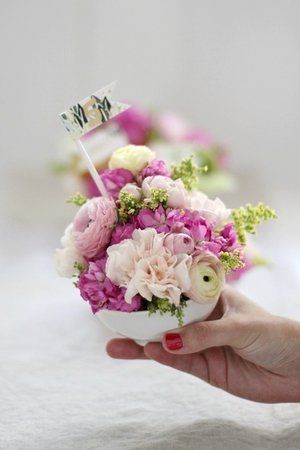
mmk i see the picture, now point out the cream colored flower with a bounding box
[189,191,231,227]
[185,251,225,303]
[108,145,155,175]
[55,224,86,278]
[106,228,192,306]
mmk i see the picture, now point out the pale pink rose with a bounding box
[189,191,231,227]
[185,251,225,304]
[73,197,117,259]
[106,228,192,306]
[120,183,142,200]
[142,175,189,209]
[164,233,194,254]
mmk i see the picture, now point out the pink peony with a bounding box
[164,233,194,255]
[113,106,153,145]
[86,168,133,200]
[142,175,189,209]
[139,159,170,180]
[78,257,142,313]
[111,223,135,244]
[73,197,117,259]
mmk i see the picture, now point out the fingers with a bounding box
[106,338,148,359]
[162,317,240,355]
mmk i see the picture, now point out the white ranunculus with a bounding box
[185,252,225,304]
[189,191,231,227]
[142,175,189,209]
[108,145,155,175]
[55,224,86,278]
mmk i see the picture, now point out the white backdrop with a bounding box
[1,2,300,449]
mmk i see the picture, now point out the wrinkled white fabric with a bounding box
[1,216,300,450]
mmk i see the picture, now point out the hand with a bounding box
[106,287,300,403]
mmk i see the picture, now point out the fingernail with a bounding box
[165,333,183,351]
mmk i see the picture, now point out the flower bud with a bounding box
[164,233,194,255]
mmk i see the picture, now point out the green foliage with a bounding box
[66,192,87,207]
[231,202,277,245]
[143,188,168,210]
[147,297,187,327]
[118,192,142,222]
[171,155,208,191]
[72,261,86,287]
[219,250,245,273]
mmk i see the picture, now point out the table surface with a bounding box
[1,194,300,450]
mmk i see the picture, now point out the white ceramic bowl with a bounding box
[96,300,217,346]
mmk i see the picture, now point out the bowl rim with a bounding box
[96,299,216,317]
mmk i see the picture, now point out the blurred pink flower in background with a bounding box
[86,168,133,200]
[113,106,153,145]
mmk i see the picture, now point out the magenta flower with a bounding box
[86,168,133,200]
[139,159,170,180]
[111,223,135,244]
[166,209,211,243]
[78,257,142,313]
[113,106,153,145]
[134,206,169,233]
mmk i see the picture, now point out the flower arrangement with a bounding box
[53,105,234,198]
[55,145,276,327]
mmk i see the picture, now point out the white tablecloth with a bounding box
[1,215,300,449]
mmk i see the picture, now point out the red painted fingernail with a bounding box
[165,333,183,351]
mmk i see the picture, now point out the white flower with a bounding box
[185,252,225,303]
[189,191,231,227]
[106,228,192,306]
[120,183,142,200]
[55,224,86,278]
[108,145,155,175]
[142,175,189,209]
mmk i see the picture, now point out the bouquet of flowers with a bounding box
[53,105,234,198]
[55,144,276,341]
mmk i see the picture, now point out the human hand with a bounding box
[106,287,300,403]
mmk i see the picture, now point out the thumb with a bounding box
[162,317,246,354]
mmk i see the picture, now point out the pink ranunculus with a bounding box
[78,257,142,313]
[86,168,133,200]
[73,197,117,259]
[139,158,170,180]
[120,183,142,200]
[111,223,135,245]
[142,175,189,209]
[164,233,194,255]
[113,106,153,145]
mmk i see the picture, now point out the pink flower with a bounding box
[78,257,142,313]
[189,191,231,227]
[142,175,189,209]
[134,206,169,233]
[86,168,133,200]
[106,228,192,306]
[156,113,191,142]
[113,106,153,145]
[73,197,117,259]
[164,233,194,255]
[166,209,212,243]
[184,129,215,147]
[139,159,170,180]
[111,223,135,244]
[120,183,142,200]
[197,224,238,255]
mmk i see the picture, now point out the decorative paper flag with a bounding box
[60,82,129,139]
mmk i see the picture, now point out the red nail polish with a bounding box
[165,333,183,351]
